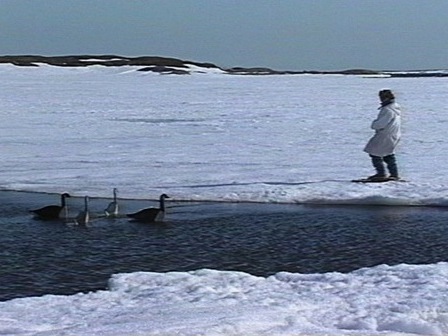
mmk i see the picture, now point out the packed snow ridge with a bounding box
[1,54,447,76]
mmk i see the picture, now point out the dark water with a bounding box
[1,190,448,301]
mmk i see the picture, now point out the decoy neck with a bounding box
[61,193,71,207]
[159,193,170,211]
[76,196,89,225]
[105,188,119,217]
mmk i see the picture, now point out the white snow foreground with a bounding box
[1,264,448,335]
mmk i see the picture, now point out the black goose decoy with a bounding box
[75,196,89,226]
[127,194,170,223]
[104,188,119,218]
[30,193,71,220]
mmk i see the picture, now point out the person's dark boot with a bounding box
[367,174,389,181]
[369,155,386,179]
[384,154,399,179]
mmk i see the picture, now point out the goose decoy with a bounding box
[104,188,119,218]
[75,196,90,225]
[127,194,170,223]
[30,193,71,220]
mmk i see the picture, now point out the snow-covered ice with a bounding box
[1,64,448,335]
[1,64,448,206]
[2,265,448,336]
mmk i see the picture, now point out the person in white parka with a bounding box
[363,89,401,181]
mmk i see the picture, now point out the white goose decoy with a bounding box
[75,196,90,225]
[104,188,119,218]
[127,194,170,223]
[30,193,71,220]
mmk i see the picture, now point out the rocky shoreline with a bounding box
[0,55,447,77]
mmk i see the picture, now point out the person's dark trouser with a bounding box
[369,154,399,177]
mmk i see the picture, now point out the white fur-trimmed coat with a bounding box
[364,102,401,157]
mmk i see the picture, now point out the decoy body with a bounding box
[75,196,90,225]
[104,188,119,218]
[30,193,71,220]
[127,194,170,223]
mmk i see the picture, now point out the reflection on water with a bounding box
[1,190,448,301]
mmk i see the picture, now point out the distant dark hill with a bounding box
[0,55,218,67]
[0,55,219,75]
[0,55,446,77]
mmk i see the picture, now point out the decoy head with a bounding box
[62,193,71,198]
[160,193,170,200]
